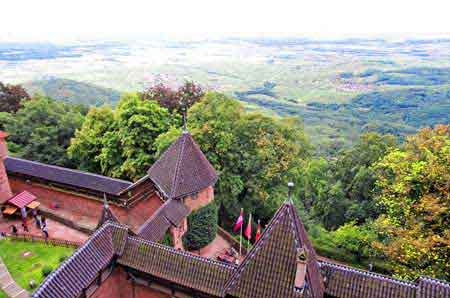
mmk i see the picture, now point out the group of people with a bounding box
[9,209,49,239]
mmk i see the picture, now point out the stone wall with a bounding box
[8,176,163,231]
[183,185,214,212]
[0,133,12,203]
[91,267,172,298]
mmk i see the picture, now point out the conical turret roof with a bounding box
[148,132,217,199]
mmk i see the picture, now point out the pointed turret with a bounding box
[148,132,217,200]
[224,183,324,298]
[96,193,119,229]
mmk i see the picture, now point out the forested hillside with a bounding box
[0,81,448,282]
[23,78,121,106]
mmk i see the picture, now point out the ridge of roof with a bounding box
[5,157,132,195]
[170,132,188,199]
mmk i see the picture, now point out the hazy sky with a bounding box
[1,0,449,41]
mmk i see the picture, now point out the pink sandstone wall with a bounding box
[183,185,214,212]
[8,177,163,231]
[0,133,12,203]
[91,267,171,298]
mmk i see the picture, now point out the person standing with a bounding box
[10,225,17,236]
[22,218,29,232]
[42,225,49,239]
[35,216,41,229]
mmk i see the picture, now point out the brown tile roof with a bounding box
[148,132,217,199]
[5,157,132,195]
[320,261,418,298]
[223,201,324,298]
[31,208,450,298]
[32,222,128,298]
[117,236,235,297]
[137,198,189,242]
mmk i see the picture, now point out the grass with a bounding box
[0,289,7,298]
[0,238,74,291]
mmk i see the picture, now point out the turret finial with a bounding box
[287,182,294,202]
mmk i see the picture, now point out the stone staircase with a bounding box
[0,257,29,298]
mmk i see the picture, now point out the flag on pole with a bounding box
[255,220,261,242]
[233,208,244,232]
[244,213,252,240]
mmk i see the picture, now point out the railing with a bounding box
[2,233,83,248]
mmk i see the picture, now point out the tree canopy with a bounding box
[140,81,204,114]
[372,125,450,280]
[68,93,178,180]
[0,82,30,113]
[0,95,85,167]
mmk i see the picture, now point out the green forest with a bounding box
[0,81,449,282]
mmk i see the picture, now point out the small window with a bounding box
[191,192,198,200]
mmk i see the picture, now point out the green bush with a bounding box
[41,265,53,277]
[183,203,218,251]
[160,233,173,247]
[59,255,68,263]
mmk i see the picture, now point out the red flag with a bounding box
[233,208,244,232]
[244,213,252,240]
[255,220,261,242]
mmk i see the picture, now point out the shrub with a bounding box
[42,265,53,277]
[160,233,173,247]
[182,203,218,251]
[59,255,68,263]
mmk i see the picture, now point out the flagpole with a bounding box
[239,219,243,258]
[247,213,252,251]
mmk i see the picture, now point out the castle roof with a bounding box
[5,157,132,195]
[224,201,324,298]
[148,132,217,199]
[31,206,450,298]
[137,198,189,242]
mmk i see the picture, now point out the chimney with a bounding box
[0,131,12,203]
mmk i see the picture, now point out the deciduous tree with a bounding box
[0,82,30,113]
[373,124,450,281]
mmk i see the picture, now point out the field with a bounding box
[0,238,74,291]
[1,37,449,149]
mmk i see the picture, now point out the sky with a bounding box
[1,0,449,42]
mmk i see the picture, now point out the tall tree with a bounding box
[68,105,115,174]
[140,81,204,114]
[333,133,397,224]
[68,93,177,180]
[373,125,450,281]
[0,82,30,113]
[0,95,84,167]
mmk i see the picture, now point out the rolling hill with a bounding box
[23,78,121,106]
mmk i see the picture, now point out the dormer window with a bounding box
[295,248,308,288]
